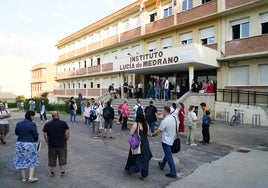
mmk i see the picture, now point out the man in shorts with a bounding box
[43,111,70,177]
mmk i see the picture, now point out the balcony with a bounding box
[225,0,254,9]
[145,16,174,34]
[120,27,141,42]
[87,41,101,52]
[76,47,87,56]
[87,65,101,74]
[225,34,268,56]
[103,35,119,48]
[102,62,113,72]
[76,68,87,76]
[177,0,217,24]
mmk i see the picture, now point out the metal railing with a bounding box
[216,89,268,108]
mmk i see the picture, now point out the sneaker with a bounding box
[190,143,197,146]
[47,172,55,177]
[61,171,68,177]
[165,173,177,178]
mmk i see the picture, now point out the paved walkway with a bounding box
[1,110,268,188]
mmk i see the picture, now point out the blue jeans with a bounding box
[155,88,160,100]
[90,120,95,134]
[70,110,76,123]
[148,121,156,134]
[164,89,169,101]
[159,142,177,176]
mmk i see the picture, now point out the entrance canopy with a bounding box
[113,44,220,74]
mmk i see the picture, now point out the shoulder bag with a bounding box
[171,116,181,153]
[128,124,141,149]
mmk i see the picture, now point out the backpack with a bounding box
[136,105,143,115]
[169,82,174,90]
[103,108,111,120]
[89,109,97,120]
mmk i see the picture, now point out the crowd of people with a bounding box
[108,77,215,102]
[0,96,212,183]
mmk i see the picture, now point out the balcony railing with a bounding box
[217,89,268,108]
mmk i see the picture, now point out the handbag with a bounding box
[131,142,141,155]
[171,116,181,153]
[128,124,141,149]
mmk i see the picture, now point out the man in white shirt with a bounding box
[153,106,178,178]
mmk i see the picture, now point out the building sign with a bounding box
[119,51,179,70]
[113,45,220,72]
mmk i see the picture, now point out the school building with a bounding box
[53,0,268,125]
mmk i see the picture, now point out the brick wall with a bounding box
[102,63,113,72]
[226,0,253,9]
[177,0,217,24]
[145,16,174,34]
[225,34,268,56]
[120,27,141,42]
[103,36,119,48]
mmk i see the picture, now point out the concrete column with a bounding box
[188,63,194,90]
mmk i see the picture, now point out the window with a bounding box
[122,20,129,32]
[84,60,86,68]
[90,59,93,66]
[150,12,157,22]
[90,82,94,88]
[180,32,193,45]
[199,27,215,45]
[260,13,268,34]
[182,0,193,11]
[259,64,268,85]
[148,41,157,52]
[132,44,141,55]
[161,37,172,49]
[78,83,80,89]
[72,83,75,89]
[163,6,172,18]
[231,18,249,39]
[202,0,212,4]
[97,57,101,65]
[83,84,87,89]
[229,66,249,86]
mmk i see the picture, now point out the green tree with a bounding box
[16,95,26,102]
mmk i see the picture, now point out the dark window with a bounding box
[90,82,94,88]
[262,22,268,34]
[84,61,86,68]
[150,13,157,22]
[232,25,240,39]
[202,0,211,4]
[90,59,93,66]
[97,84,100,88]
[97,57,100,65]
[83,84,87,89]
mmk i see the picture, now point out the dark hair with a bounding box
[171,103,176,109]
[200,102,206,107]
[25,110,35,121]
[135,113,148,135]
[163,106,171,113]
[107,101,111,107]
[149,100,153,104]
[179,102,184,108]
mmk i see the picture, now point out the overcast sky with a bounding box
[0,0,135,98]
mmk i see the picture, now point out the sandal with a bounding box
[28,177,38,183]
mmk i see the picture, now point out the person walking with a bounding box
[102,101,115,139]
[84,102,91,126]
[144,101,158,135]
[28,99,35,111]
[69,97,77,123]
[13,110,39,183]
[124,113,153,181]
[38,99,48,123]
[97,100,105,130]
[0,103,11,144]
[121,100,130,131]
[186,105,199,146]
[152,106,178,178]
[43,111,70,177]
[178,102,185,134]
[163,78,169,101]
